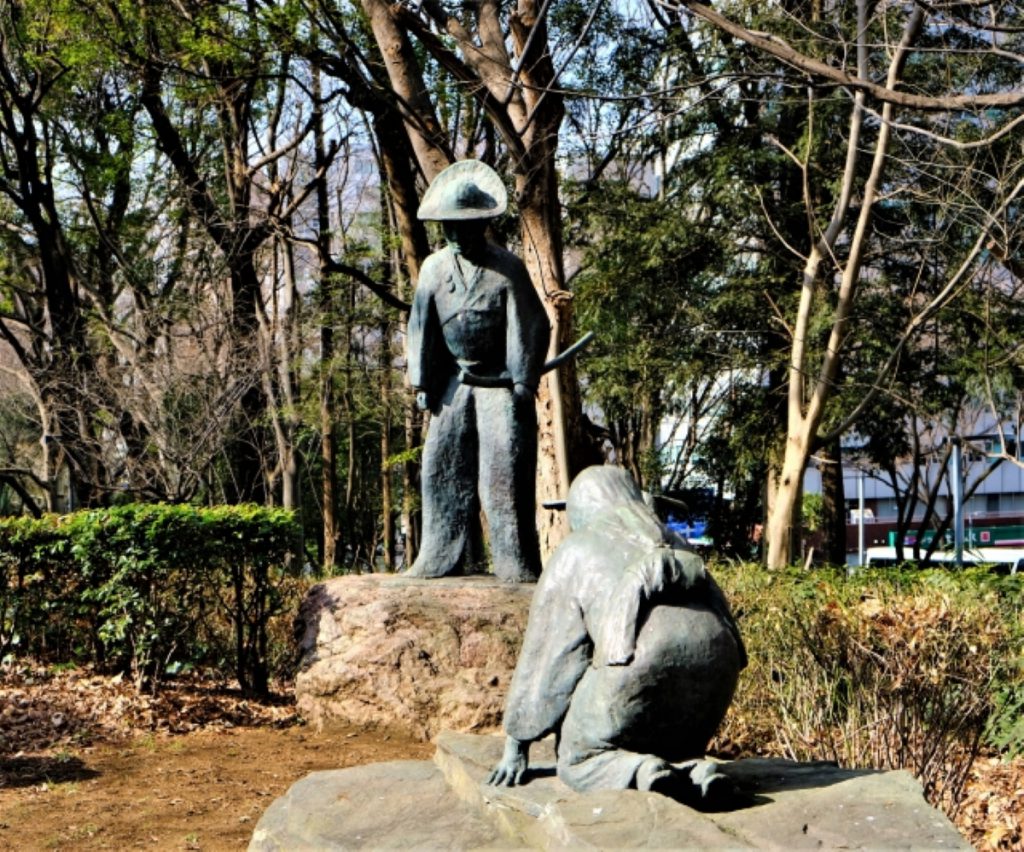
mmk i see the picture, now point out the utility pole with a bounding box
[951,436,964,567]
[857,470,865,570]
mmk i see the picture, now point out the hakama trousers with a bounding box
[408,375,541,582]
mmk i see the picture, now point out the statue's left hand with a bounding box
[486,736,529,786]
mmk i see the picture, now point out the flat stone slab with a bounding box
[251,732,969,850]
[248,759,515,851]
[438,732,969,849]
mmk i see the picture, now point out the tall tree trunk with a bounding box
[510,1,580,557]
[278,235,301,511]
[224,254,271,505]
[259,234,301,510]
[10,125,104,506]
[313,54,340,572]
[818,438,847,566]
[379,321,395,572]
[518,196,575,555]
[402,405,422,568]
[377,132,424,569]
[320,328,339,571]
[357,0,453,180]
[766,439,806,567]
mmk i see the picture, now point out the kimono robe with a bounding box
[502,466,746,791]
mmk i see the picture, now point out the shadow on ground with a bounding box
[0,755,100,789]
[723,758,877,795]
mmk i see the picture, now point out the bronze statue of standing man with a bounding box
[406,161,550,582]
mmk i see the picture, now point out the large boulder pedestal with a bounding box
[274,575,969,850]
[294,574,531,739]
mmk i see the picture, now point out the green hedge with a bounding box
[0,504,302,697]
[712,563,1024,814]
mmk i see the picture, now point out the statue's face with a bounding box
[442,220,487,256]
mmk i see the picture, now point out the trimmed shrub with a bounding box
[0,515,76,662]
[712,563,1023,816]
[0,504,302,697]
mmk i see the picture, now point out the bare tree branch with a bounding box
[660,0,1024,110]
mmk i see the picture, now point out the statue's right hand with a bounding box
[486,736,529,787]
[415,390,431,411]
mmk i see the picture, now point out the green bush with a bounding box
[0,515,76,661]
[0,504,302,697]
[712,563,1024,817]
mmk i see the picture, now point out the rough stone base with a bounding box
[247,759,514,851]
[294,575,533,739]
[250,732,969,850]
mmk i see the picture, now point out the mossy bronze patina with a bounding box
[489,466,748,809]
[406,161,550,582]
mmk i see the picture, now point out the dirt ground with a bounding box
[0,664,432,851]
[1,725,432,851]
[2,661,1022,851]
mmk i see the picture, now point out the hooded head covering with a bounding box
[566,465,646,532]
[417,160,508,221]
[566,466,713,668]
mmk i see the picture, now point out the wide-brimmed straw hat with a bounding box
[417,160,508,221]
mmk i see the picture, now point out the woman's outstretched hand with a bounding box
[486,736,530,786]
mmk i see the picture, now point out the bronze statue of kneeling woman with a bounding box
[488,465,748,810]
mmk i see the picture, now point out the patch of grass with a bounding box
[134,733,158,752]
